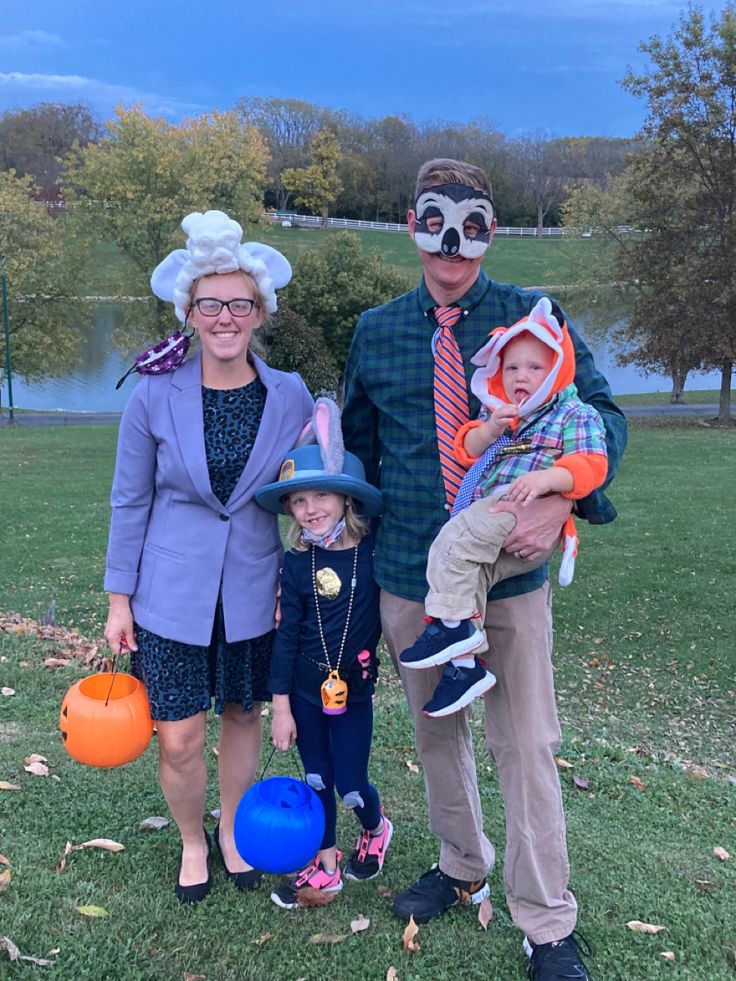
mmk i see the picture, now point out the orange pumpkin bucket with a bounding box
[59,672,153,768]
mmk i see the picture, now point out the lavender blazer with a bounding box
[104,352,313,646]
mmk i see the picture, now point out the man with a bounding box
[342,158,627,980]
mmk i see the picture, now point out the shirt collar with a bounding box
[417,269,491,317]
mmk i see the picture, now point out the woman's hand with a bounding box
[271,711,297,752]
[104,593,138,654]
[491,493,572,561]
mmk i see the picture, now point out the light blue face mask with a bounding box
[300,517,347,550]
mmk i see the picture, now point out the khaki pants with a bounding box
[425,499,554,653]
[381,585,578,944]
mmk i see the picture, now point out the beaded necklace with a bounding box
[311,542,358,715]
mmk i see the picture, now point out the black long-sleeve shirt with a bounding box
[268,536,381,707]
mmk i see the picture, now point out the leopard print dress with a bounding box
[131,379,273,721]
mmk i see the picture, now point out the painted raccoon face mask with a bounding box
[413,183,495,260]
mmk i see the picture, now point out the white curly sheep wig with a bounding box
[172,211,277,320]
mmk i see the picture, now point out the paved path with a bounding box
[0,404,723,428]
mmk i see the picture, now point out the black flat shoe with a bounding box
[214,822,262,892]
[175,829,213,905]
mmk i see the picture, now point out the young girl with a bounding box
[255,399,393,909]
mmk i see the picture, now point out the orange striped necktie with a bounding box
[433,305,469,507]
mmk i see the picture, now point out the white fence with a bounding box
[265,213,569,237]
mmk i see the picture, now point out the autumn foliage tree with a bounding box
[62,106,269,340]
[281,129,343,226]
[620,5,736,422]
[0,171,87,397]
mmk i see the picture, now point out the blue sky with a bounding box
[0,0,730,137]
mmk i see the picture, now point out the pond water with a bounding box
[1,301,722,413]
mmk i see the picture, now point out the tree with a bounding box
[282,231,411,376]
[510,130,570,235]
[62,106,269,342]
[281,129,343,226]
[0,102,100,197]
[262,306,338,395]
[620,5,736,424]
[0,171,87,400]
[237,97,331,210]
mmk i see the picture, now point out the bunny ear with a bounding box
[295,420,315,447]
[313,397,344,476]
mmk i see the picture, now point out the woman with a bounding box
[104,210,313,904]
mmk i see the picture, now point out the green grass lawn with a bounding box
[80,226,611,298]
[1,420,735,979]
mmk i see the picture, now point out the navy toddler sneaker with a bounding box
[400,618,484,669]
[422,659,496,717]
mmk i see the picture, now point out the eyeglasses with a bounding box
[191,298,259,318]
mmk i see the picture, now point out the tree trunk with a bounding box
[717,358,733,423]
[670,368,687,403]
[321,209,329,229]
[536,204,544,238]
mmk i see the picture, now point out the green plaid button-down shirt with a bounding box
[342,270,628,603]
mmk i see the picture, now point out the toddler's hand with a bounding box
[506,470,555,505]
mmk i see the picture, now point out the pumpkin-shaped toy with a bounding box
[59,672,153,768]
[320,670,348,715]
[234,776,325,874]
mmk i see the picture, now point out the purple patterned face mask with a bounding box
[115,330,193,389]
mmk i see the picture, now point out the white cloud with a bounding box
[0,72,205,120]
[0,30,68,51]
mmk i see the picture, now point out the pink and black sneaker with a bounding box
[344,815,394,881]
[270,851,343,909]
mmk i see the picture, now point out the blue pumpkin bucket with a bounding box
[234,775,325,875]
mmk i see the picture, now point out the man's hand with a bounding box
[491,493,571,561]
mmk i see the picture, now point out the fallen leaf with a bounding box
[626,920,666,935]
[0,870,10,892]
[630,776,647,793]
[76,905,108,918]
[350,915,370,934]
[0,855,8,865]
[686,765,709,780]
[43,658,72,668]
[377,884,395,900]
[402,915,420,952]
[139,816,169,832]
[0,935,55,967]
[260,705,269,716]
[307,932,348,944]
[77,839,125,853]
[56,841,73,873]
[251,933,273,945]
[183,974,206,981]
[297,886,341,908]
[660,951,676,962]
[24,762,49,777]
[713,846,730,861]
[478,896,493,930]
[212,745,219,757]
[386,970,398,981]
[1,687,14,696]
[405,760,420,774]
[693,879,718,892]
[0,782,20,792]
[573,775,589,791]
[555,757,573,769]
[24,754,47,765]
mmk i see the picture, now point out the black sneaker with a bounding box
[390,866,489,923]
[400,618,484,669]
[422,659,496,717]
[525,932,592,980]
